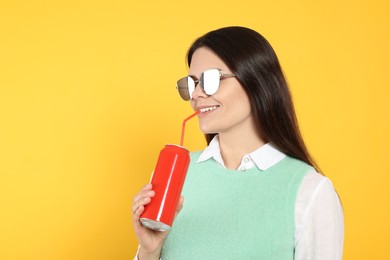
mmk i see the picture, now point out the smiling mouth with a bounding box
[199,105,219,113]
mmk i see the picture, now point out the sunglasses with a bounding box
[176,68,236,101]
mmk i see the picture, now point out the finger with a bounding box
[132,204,145,222]
[131,196,152,215]
[142,183,153,191]
[133,185,155,203]
[133,190,155,206]
[132,205,146,232]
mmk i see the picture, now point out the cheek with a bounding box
[228,90,252,118]
[229,101,252,120]
[224,85,251,111]
[242,95,252,114]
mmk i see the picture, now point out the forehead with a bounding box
[189,47,230,76]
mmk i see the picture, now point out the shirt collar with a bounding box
[196,135,286,171]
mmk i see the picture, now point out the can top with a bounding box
[165,144,189,152]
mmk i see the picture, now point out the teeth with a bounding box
[200,106,219,113]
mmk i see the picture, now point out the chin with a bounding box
[199,124,218,135]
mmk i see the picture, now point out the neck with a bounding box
[218,128,266,170]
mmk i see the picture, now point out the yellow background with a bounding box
[0,0,389,259]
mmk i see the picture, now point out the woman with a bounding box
[132,26,344,259]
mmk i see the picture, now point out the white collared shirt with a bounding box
[135,136,344,260]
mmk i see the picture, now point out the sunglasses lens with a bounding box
[177,76,195,101]
[201,69,220,95]
[177,69,222,101]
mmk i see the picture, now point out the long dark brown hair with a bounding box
[187,26,320,172]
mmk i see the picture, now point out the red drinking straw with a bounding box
[180,110,200,146]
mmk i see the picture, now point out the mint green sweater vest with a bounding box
[161,152,312,259]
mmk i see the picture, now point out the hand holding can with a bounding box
[132,184,184,258]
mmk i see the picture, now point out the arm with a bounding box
[295,172,344,260]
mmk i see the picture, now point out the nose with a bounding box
[191,84,207,100]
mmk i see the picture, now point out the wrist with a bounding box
[138,246,161,260]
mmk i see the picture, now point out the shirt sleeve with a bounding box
[294,171,344,260]
[133,245,139,260]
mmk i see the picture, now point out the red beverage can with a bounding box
[140,144,190,231]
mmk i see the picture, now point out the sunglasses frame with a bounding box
[176,68,236,101]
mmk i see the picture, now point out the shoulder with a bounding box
[190,150,203,161]
[188,150,210,172]
[281,156,314,173]
[297,170,339,205]
[275,156,314,184]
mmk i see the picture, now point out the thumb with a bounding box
[174,196,184,219]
